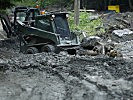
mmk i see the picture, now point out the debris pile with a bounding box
[80,36,122,58]
[103,12,133,42]
[103,12,133,30]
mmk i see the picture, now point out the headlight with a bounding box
[66,14,69,18]
[50,15,55,20]
[52,15,55,18]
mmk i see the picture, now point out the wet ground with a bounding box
[0,38,133,100]
[0,12,133,100]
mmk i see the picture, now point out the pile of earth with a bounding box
[103,12,133,30]
[102,12,133,42]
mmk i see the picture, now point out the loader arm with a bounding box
[0,14,13,37]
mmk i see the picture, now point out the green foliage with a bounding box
[0,9,7,14]
[1,0,21,2]
[44,0,73,5]
[0,0,22,10]
[11,0,73,8]
[68,12,105,36]
[11,0,36,7]
[0,0,73,10]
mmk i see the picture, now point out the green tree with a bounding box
[0,0,23,9]
[0,0,74,10]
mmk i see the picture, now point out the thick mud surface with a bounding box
[0,40,133,100]
[0,12,133,100]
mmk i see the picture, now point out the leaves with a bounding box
[68,12,105,36]
[0,0,73,10]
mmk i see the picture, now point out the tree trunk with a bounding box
[129,0,133,10]
[74,0,80,25]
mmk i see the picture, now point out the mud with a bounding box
[0,12,133,100]
[0,38,133,100]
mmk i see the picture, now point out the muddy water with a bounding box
[0,50,133,100]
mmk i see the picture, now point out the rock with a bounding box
[77,49,98,56]
[113,29,133,37]
[81,36,102,49]
[108,50,123,58]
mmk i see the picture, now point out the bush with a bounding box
[68,12,105,36]
[11,0,36,7]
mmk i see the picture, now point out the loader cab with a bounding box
[25,8,40,21]
[35,15,54,32]
[35,13,71,40]
[35,12,79,46]
[54,13,71,39]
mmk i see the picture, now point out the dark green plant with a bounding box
[68,12,105,36]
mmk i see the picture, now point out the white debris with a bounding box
[89,15,100,20]
[113,29,133,37]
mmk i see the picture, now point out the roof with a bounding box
[36,12,68,19]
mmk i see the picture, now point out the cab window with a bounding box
[37,18,53,32]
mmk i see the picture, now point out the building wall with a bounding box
[81,0,131,11]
